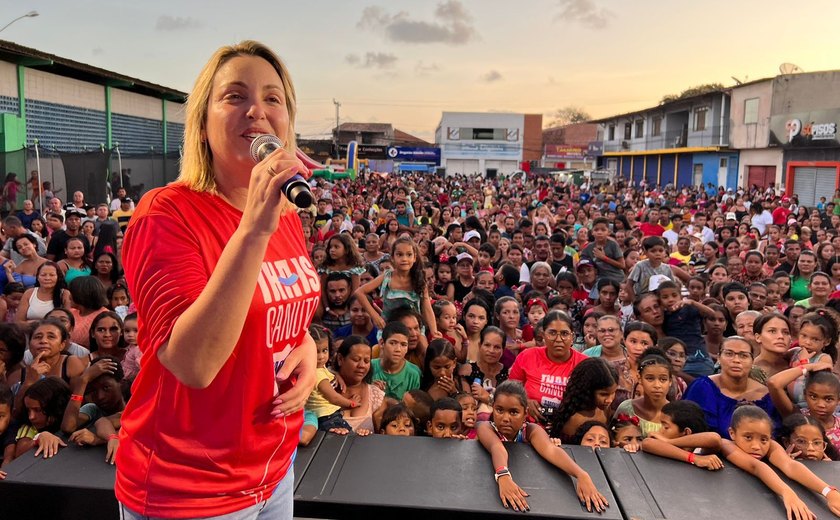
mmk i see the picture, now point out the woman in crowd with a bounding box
[336,335,387,433]
[16,262,71,323]
[683,336,778,439]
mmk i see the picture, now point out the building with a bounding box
[0,39,186,205]
[435,112,542,176]
[766,71,840,206]
[595,89,739,190]
[541,122,599,170]
[728,78,781,190]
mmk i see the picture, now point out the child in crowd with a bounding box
[62,356,126,443]
[614,348,672,439]
[426,397,463,439]
[521,298,547,345]
[371,321,421,400]
[456,392,478,439]
[610,414,643,452]
[12,377,69,462]
[720,406,840,518]
[550,358,618,443]
[421,339,466,400]
[432,300,465,358]
[305,324,358,431]
[574,421,611,450]
[781,413,839,461]
[627,236,675,295]
[477,380,609,513]
[657,280,717,376]
[107,284,131,319]
[120,313,140,382]
[0,282,24,323]
[768,361,840,453]
[380,403,417,436]
[686,276,707,303]
[320,234,365,293]
[659,337,689,399]
[640,400,725,470]
[432,260,455,301]
[355,237,437,338]
[784,311,838,408]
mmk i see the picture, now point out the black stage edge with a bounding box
[294,434,621,520]
[597,448,839,520]
[2,434,839,520]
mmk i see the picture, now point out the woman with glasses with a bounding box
[683,335,779,439]
[509,311,587,428]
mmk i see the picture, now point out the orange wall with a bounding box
[523,114,543,161]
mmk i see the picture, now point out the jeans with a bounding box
[119,467,294,520]
[317,409,352,431]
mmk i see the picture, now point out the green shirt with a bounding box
[789,276,811,302]
[833,197,840,216]
[371,358,421,400]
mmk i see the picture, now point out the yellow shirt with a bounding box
[306,367,341,418]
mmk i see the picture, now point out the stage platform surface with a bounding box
[1,433,838,520]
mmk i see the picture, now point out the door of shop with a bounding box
[747,166,776,190]
[792,167,837,207]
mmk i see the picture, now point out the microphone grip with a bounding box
[282,174,314,209]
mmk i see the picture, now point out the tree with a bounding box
[660,83,725,104]
[547,106,591,128]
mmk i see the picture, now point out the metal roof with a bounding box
[0,38,187,102]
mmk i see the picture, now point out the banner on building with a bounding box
[337,144,387,159]
[386,146,441,165]
[543,145,587,160]
[769,110,840,148]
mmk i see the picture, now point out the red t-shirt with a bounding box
[639,222,665,237]
[115,185,320,517]
[772,206,790,226]
[508,347,588,411]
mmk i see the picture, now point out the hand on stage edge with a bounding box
[272,332,317,418]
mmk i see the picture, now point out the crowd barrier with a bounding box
[1,433,837,520]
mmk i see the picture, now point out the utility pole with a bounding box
[333,99,341,159]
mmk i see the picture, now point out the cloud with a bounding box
[358,1,477,45]
[555,0,612,29]
[481,70,503,83]
[345,52,398,69]
[415,61,441,75]
[155,15,202,31]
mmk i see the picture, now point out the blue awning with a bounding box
[398,163,431,172]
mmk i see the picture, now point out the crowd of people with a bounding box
[0,163,838,515]
[3,52,840,517]
[294,171,840,516]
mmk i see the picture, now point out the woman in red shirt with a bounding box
[116,41,318,519]
[509,311,587,428]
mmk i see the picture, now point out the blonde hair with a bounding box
[179,40,298,193]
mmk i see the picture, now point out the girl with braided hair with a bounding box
[549,357,618,443]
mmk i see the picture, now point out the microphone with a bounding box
[249,134,314,208]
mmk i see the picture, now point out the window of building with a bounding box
[608,124,616,141]
[467,128,505,140]
[652,116,662,137]
[635,120,644,138]
[624,123,632,140]
[693,106,709,131]
[744,98,759,124]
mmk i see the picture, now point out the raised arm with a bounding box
[722,440,816,520]
[477,421,529,512]
[768,441,840,516]
[767,361,833,418]
[527,424,609,513]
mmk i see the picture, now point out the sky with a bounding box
[3,0,840,142]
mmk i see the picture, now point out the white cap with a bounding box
[464,230,481,242]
